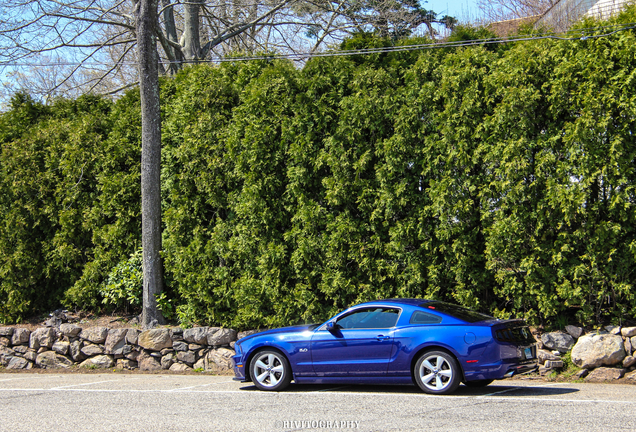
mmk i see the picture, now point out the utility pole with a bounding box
[136,0,165,328]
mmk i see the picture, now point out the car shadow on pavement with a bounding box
[239,382,580,397]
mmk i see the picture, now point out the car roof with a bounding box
[355,298,432,307]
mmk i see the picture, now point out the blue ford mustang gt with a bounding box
[231,299,537,394]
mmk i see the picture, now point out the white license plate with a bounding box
[524,348,533,359]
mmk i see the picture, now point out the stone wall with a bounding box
[538,325,636,381]
[0,325,244,373]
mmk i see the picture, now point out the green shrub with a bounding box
[100,249,143,313]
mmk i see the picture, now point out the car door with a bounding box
[310,307,400,377]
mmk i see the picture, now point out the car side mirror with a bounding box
[326,321,338,332]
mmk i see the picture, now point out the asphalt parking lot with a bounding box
[0,373,634,432]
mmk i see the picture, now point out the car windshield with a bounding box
[420,301,493,323]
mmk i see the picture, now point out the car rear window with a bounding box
[420,302,492,323]
[409,311,442,324]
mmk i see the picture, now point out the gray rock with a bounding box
[149,351,162,358]
[538,364,551,376]
[230,341,235,349]
[632,336,636,353]
[137,350,162,371]
[204,347,235,372]
[571,334,626,369]
[208,328,237,346]
[59,323,82,337]
[37,347,47,354]
[0,337,9,347]
[622,327,636,338]
[170,328,184,341]
[172,341,188,351]
[626,370,636,382]
[605,325,621,335]
[0,346,16,366]
[104,328,128,355]
[565,325,584,339]
[625,337,633,356]
[13,345,28,354]
[79,355,114,369]
[574,369,589,379]
[193,358,205,370]
[160,348,174,356]
[161,353,175,370]
[541,332,575,353]
[169,363,192,372]
[11,328,30,345]
[0,327,14,337]
[623,356,636,368]
[544,360,564,368]
[138,329,172,351]
[125,349,139,361]
[188,344,203,351]
[23,350,37,362]
[537,349,561,364]
[7,356,30,369]
[125,328,140,345]
[81,343,104,356]
[183,327,210,345]
[116,359,138,370]
[35,351,72,369]
[52,341,70,355]
[237,329,265,340]
[584,367,625,382]
[70,340,85,361]
[79,327,108,344]
[177,351,196,364]
[121,345,133,355]
[30,327,57,350]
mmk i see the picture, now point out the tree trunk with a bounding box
[182,0,203,61]
[161,0,183,74]
[136,0,165,329]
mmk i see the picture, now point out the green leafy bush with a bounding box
[100,249,143,313]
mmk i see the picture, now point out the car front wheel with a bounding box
[250,350,292,391]
[414,350,461,395]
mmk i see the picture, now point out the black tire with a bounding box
[249,350,292,391]
[464,379,494,388]
[414,350,461,395]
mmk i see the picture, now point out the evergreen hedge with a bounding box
[1,9,635,328]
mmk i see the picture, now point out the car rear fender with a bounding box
[409,345,465,384]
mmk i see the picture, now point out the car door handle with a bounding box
[376,335,390,341]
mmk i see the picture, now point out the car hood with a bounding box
[238,324,317,343]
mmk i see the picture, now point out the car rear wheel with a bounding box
[414,350,461,395]
[250,350,292,391]
[464,379,494,388]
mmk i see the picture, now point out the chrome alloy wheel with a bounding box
[419,354,453,391]
[250,350,291,391]
[414,350,460,394]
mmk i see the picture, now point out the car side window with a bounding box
[336,308,400,329]
[410,310,442,325]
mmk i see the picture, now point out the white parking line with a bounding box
[168,380,235,391]
[0,387,634,405]
[0,377,33,383]
[49,380,121,390]
[478,387,521,397]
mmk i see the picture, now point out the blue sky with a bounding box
[425,0,483,22]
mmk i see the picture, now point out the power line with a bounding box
[1,22,635,67]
